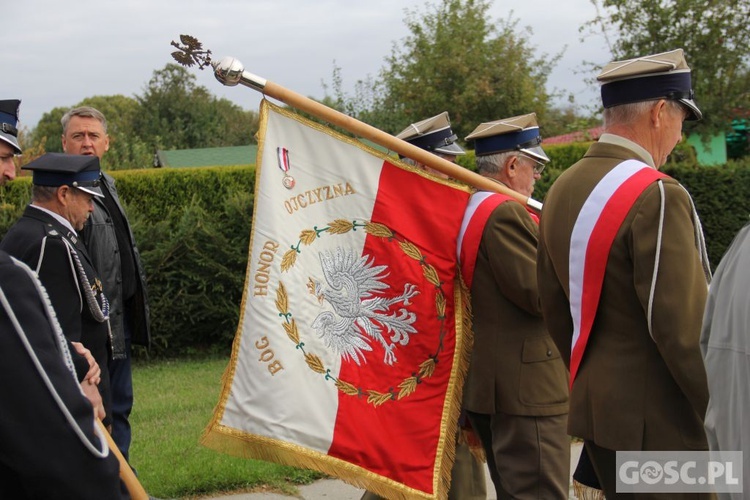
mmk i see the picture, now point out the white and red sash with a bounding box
[457,191,539,289]
[568,159,667,386]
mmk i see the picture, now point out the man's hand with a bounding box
[71,341,101,385]
[80,379,105,420]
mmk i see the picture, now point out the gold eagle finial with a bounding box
[170,34,212,70]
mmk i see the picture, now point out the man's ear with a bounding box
[57,185,71,205]
[505,155,518,178]
[651,99,668,127]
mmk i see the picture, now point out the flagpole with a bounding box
[96,419,149,499]
[210,56,543,213]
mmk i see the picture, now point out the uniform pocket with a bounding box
[519,336,569,406]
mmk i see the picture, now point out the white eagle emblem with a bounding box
[308,247,419,366]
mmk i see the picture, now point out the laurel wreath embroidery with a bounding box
[275,218,448,407]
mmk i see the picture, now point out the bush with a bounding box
[665,159,750,266]
[0,166,255,358]
[2,156,748,356]
[119,167,254,358]
[132,192,253,357]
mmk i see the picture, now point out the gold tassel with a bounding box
[456,425,485,464]
[572,479,605,500]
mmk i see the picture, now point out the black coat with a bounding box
[0,251,125,499]
[0,206,113,425]
[83,172,151,354]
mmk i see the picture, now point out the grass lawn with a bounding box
[129,357,322,499]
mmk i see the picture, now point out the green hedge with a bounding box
[0,167,255,358]
[1,155,748,357]
[531,142,746,267]
[664,160,750,267]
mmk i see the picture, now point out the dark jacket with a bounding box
[83,172,150,354]
[0,251,125,499]
[0,206,113,425]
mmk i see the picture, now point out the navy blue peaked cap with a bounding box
[597,49,701,121]
[0,99,22,154]
[22,153,104,197]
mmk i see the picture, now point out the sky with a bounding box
[4,0,612,132]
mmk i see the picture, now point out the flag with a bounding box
[201,101,472,499]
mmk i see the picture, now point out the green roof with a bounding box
[155,145,257,168]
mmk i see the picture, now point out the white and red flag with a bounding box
[201,101,473,499]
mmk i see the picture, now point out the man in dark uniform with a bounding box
[0,252,126,499]
[62,106,150,461]
[537,49,712,497]
[2,99,104,410]
[460,114,570,498]
[0,153,115,428]
[0,108,125,499]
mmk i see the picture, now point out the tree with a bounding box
[334,0,559,139]
[29,65,259,169]
[79,95,152,170]
[32,106,67,154]
[133,64,258,151]
[31,96,152,170]
[586,0,750,137]
[542,105,601,139]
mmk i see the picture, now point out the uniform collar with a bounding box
[29,204,78,236]
[598,133,656,168]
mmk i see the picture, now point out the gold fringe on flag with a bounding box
[200,101,476,500]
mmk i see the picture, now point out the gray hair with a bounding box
[476,151,515,176]
[31,185,59,203]
[400,152,455,168]
[603,99,684,128]
[61,106,108,134]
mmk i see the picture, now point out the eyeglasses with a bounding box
[519,153,547,175]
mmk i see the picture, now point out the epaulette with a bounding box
[45,224,78,245]
[44,224,63,239]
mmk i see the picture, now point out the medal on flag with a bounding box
[277,146,295,189]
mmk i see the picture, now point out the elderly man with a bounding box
[537,49,711,496]
[61,106,151,461]
[459,113,570,499]
[0,106,124,498]
[0,153,115,429]
[396,111,466,172]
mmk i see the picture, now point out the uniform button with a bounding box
[546,349,552,357]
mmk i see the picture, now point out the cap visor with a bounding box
[434,142,466,156]
[680,98,702,121]
[520,145,550,163]
[0,133,22,154]
[77,185,105,198]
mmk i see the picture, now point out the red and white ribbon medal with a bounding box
[277,147,295,189]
